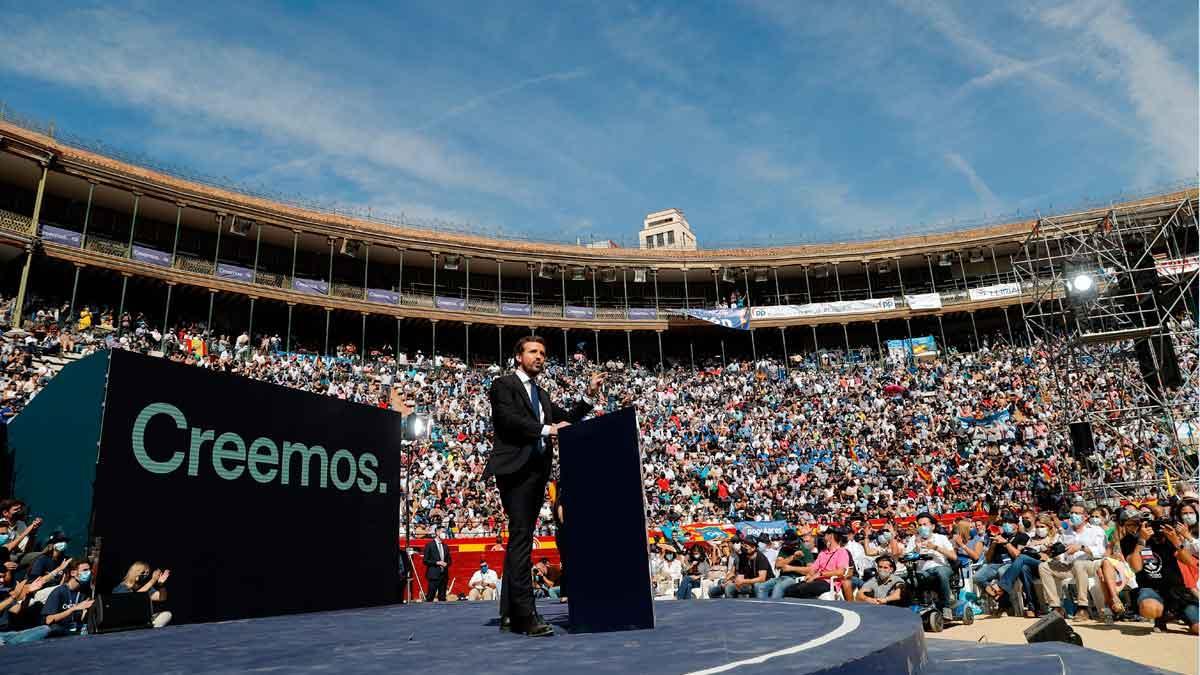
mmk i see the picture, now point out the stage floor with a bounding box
[2,599,1177,674]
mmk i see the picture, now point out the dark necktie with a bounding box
[529,380,544,454]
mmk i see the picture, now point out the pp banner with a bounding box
[967,282,1020,301]
[91,351,401,624]
[734,520,789,538]
[684,308,750,329]
[904,293,942,310]
[751,297,896,319]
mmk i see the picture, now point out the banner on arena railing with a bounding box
[500,302,532,317]
[734,520,789,537]
[366,288,399,305]
[216,263,254,283]
[904,292,942,310]
[292,278,329,295]
[628,307,658,320]
[967,282,1020,301]
[41,224,82,247]
[679,522,736,541]
[958,408,1011,426]
[684,308,750,330]
[1155,254,1199,277]
[887,336,938,358]
[132,245,171,267]
[564,305,595,319]
[750,297,896,319]
[434,296,465,311]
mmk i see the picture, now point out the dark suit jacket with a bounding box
[487,372,593,477]
[423,540,451,579]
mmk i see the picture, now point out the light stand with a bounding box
[400,412,431,602]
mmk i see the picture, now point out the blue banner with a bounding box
[734,520,789,537]
[887,335,938,356]
[684,308,750,330]
[500,302,532,317]
[627,308,658,320]
[292,278,329,295]
[132,245,171,267]
[435,296,466,311]
[41,224,82,247]
[564,305,595,319]
[366,288,400,305]
[958,408,1011,427]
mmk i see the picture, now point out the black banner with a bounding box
[92,351,401,624]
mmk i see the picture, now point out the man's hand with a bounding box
[27,576,48,592]
[437,561,447,568]
[3,561,17,572]
[75,598,95,612]
[54,558,72,573]
[27,517,43,532]
[158,569,171,584]
[1163,527,1182,548]
[587,372,606,398]
[554,421,571,432]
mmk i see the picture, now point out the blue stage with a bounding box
[2,600,1172,674]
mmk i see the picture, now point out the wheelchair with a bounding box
[900,552,976,632]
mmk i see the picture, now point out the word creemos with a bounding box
[131,402,387,494]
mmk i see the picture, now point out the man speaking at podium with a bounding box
[488,336,603,637]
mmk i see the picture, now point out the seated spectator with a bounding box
[1038,503,1106,620]
[1129,517,1198,634]
[655,548,682,598]
[784,527,851,599]
[897,513,957,612]
[756,530,805,599]
[983,513,1051,617]
[489,535,506,552]
[855,555,907,606]
[676,544,710,600]
[0,575,52,646]
[710,536,771,598]
[466,560,498,601]
[42,559,94,637]
[113,562,172,628]
[27,532,70,583]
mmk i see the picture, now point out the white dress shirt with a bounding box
[514,368,591,436]
[1058,524,1106,563]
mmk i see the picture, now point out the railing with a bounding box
[331,282,364,300]
[84,236,129,258]
[173,253,214,276]
[0,210,34,237]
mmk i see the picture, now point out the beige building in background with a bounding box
[640,208,698,250]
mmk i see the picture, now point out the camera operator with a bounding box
[1129,517,1198,634]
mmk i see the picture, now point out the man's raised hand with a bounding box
[587,372,607,397]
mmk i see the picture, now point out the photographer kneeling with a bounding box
[1129,518,1198,634]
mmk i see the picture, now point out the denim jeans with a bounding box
[677,575,700,600]
[997,554,1041,610]
[754,576,799,599]
[973,563,1006,588]
[916,565,953,610]
[0,625,52,646]
[710,582,753,598]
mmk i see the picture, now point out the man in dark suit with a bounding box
[489,335,603,637]
[422,527,451,602]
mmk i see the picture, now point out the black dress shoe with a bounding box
[499,615,511,633]
[512,615,554,637]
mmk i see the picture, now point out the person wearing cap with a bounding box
[467,560,499,601]
[709,536,772,598]
[27,531,70,583]
[756,530,805,599]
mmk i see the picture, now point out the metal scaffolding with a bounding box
[1014,194,1199,500]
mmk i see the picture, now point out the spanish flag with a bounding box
[916,466,932,483]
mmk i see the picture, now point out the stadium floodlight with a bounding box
[753,269,769,283]
[633,268,647,283]
[720,267,737,283]
[1068,272,1095,294]
[538,263,558,279]
[402,413,432,442]
[876,261,892,274]
[969,249,985,263]
[812,265,829,279]
[442,254,461,271]
[601,268,618,283]
[937,253,954,267]
[570,267,587,281]
[229,216,253,237]
[339,238,363,257]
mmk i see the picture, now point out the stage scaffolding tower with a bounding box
[1014,193,1199,501]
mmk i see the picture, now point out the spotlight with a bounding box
[601,268,617,283]
[538,263,558,279]
[937,253,953,267]
[339,238,363,257]
[442,255,461,271]
[570,267,587,281]
[876,261,892,274]
[753,269,768,283]
[720,267,737,283]
[1068,272,1095,294]
[402,413,432,442]
[633,268,647,283]
[229,216,253,237]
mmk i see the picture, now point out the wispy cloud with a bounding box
[415,69,589,132]
[943,152,1000,211]
[0,7,530,201]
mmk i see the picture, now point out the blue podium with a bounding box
[557,407,655,633]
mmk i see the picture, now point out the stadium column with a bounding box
[115,192,142,336]
[397,316,403,363]
[324,308,331,356]
[894,256,914,349]
[560,266,566,318]
[622,268,630,319]
[772,266,782,305]
[496,259,502,313]
[712,268,720,305]
[116,272,133,336]
[125,192,140,253]
[12,161,47,329]
[465,322,471,365]
[286,303,295,352]
[779,326,789,371]
[431,320,438,363]
[593,329,600,363]
[656,330,664,371]
[212,211,223,273]
[652,268,660,315]
[591,268,598,317]
[465,257,471,307]
[744,267,757,361]
[956,252,980,350]
[625,329,632,367]
[248,298,255,342]
[170,203,183,265]
[361,242,369,300]
[206,289,215,337]
[683,268,694,369]
[925,254,948,349]
[432,252,439,301]
[990,245,1014,342]
[290,230,299,286]
[865,259,882,359]
[68,182,96,321]
[833,262,849,352]
[498,324,503,365]
[803,265,818,356]
[529,263,535,311]
[360,312,367,360]
[327,237,335,297]
[161,282,174,352]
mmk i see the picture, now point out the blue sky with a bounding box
[0,1,1195,246]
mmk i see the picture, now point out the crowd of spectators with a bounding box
[0,296,1195,642]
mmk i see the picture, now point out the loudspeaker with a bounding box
[1068,422,1095,460]
[87,592,153,635]
[1134,338,1182,392]
[1023,612,1082,646]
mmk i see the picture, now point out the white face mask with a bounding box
[1035,527,1049,538]
[1184,513,1198,527]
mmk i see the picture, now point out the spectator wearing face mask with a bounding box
[1038,503,1106,620]
[783,528,851,599]
[756,530,805,599]
[709,536,771,598]
[1176,500,1199,559]
[896,513,957,612]
[42,559,94,637]
[856,556,907,606]
[113,562,173,628]
[676,544,710,600]
[27,532,70,583]
[467,560,499,601]
[422,527,452,602]
[655,549,683,597]
[0,511,41,557]
[0,573,53,646]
